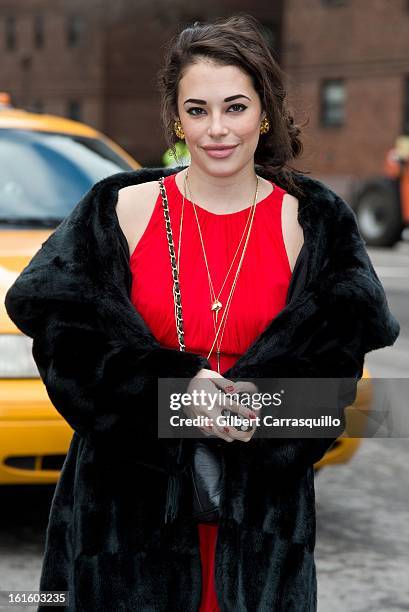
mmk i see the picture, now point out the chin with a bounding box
[193,153,248,177]
[204,164,241,178]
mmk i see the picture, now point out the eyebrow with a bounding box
[183,94,251,105]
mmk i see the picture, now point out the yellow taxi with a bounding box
[0,94,371,484]
[0,94,140,484]
[314,373,372,472]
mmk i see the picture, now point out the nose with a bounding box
[207,113,229,138]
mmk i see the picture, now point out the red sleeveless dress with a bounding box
[129,171,292,611]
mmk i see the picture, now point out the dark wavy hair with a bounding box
[156,13,307,197]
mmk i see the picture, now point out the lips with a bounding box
[202,145,238,150]
[202,144,238,159]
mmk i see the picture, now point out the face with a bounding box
[175,58,266,176]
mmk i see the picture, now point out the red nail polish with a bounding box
[224,426,230,433]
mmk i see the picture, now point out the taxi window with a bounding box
[0,129,133,226]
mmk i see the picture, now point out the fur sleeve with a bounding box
[223,191,400,473]
[4,178,211,467]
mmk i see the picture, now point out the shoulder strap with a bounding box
[158,177,186,352]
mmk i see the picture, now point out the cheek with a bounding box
[184,122,202,142]
[236,115,261,139]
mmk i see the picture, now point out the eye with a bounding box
[186,107,205,116]
[186,103,247,116]
[228,103,247,112]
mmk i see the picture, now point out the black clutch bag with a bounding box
[188,439,224,523]
[158,176,223,524]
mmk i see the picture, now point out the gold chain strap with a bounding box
[158,177,186,352]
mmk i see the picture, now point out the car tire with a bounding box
[354,178,403,247]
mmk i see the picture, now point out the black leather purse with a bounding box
[158,176,224,523]
[187,439,224,523]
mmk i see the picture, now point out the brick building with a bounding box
[282,0,409,195]
[1,0,408,196]
[0,0,282,165]
[0,0,106,128]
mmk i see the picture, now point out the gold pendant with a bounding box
[211,299,222,313]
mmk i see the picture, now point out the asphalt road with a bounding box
[317,241,409,611]
[0,243,408,611]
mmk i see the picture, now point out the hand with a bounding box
[186,368,259,442]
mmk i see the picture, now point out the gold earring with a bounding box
[260,117,270,135]
[174,120,185,140]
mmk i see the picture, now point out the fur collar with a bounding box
[5,163,399,380]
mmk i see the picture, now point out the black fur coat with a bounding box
[4,165,399,611]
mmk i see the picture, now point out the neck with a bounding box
[178,162,261,214]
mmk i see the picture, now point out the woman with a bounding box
[117,15,305,609]
[4,14,399,612]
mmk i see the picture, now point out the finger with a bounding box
[212,421,235,442]
[216,410,257,441]
[198,379,249,419]
[210,378,258,394]
[233,380,259,394]
[226,380,260,418]
[219,398,259,423]
[237,433,254,443]
[210,377,238,394]
[223,418,257,440]
[193,368,224,380]
[211,379,260,420]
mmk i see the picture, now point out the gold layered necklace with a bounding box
[175,168,262,374]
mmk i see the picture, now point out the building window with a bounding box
[30,100,44,113]
[34,14,44,49]
[67,15,85,48]
[5,15,16,51]
[67,100,82,121]
[404,76,409,135]
[322,0,347,6]
[321,79,345,127]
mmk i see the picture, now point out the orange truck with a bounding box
[353,135,409,247]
